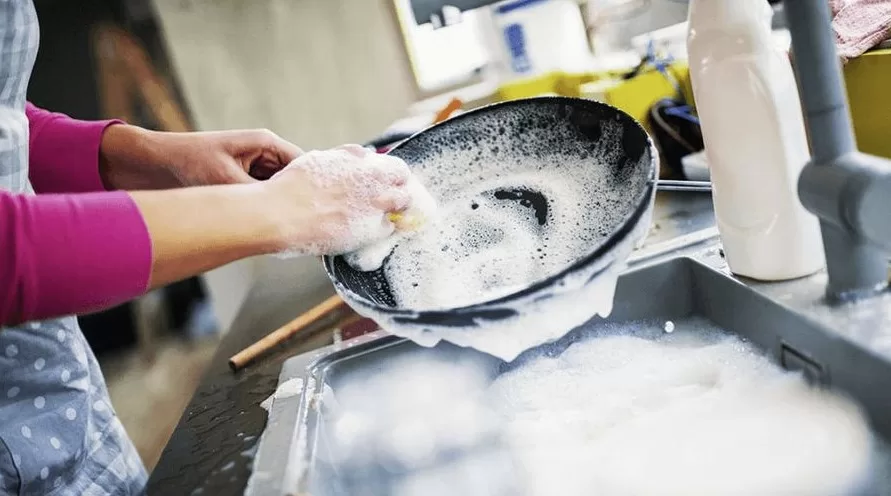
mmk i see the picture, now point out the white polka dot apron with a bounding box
[0,2,148,494]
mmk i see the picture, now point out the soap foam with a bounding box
[321,318,883,496]
[317,352,520,496]
[348,119,641,310]
[346,176,439,272]
[341,118,654,361]
[349,209,650,362]
[274,146,411,258]
[385,173,601,309]
[491,318,876,495]
[259,378,305,412]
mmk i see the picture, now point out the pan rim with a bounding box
[324,96,658,319]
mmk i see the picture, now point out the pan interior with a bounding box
[335,99,654,312]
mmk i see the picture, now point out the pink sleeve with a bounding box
[0,189,152,325]
[25,102,122,194]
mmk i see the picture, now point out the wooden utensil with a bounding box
[228,294,346,371]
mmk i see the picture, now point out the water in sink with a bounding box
[317,317,891,496]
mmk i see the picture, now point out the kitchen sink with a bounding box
[247,248,891,495]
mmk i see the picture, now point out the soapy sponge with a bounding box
[345,175,438,272]
[387,175,438,232]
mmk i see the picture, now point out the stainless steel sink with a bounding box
[245,231,891,495]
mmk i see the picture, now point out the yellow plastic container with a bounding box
[844,48,891,159]
[603,63,692,131]
[492,63,695,135]
[490,49,891,161]
[496,71,599,101]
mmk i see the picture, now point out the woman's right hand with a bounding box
[262,145,414,256]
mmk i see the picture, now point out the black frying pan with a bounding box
[324,97,658,333]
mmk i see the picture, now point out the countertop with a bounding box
[147,191,715,495]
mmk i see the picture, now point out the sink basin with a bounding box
[247,256,891,496]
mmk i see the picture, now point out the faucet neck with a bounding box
[785,0,889,300]
[784,0,857,164]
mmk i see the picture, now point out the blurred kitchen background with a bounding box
[31,0,890,474]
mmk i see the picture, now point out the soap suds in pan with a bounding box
[342,118,655,361]
[347,119,640,311]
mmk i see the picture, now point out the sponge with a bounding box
[388,176,438,232]
[345,175,438,272]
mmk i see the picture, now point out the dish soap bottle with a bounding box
[687,0,825,281]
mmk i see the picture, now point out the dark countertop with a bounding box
[147,191,715,496]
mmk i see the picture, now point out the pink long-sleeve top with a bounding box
[0,104,152,325]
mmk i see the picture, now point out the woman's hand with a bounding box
[99,125,303,190]
[261,145,413,256]
[130,144,415,288]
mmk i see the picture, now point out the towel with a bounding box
[830,0,891,60]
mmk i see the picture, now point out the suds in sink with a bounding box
[319,317,889,496]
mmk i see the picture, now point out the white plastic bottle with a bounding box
[485,0,591,81]
[687,0,825,281]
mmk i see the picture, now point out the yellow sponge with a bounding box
[387,211,425,231]
[386,176,437,232]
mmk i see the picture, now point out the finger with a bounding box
[267,135,303,164]
[372,188,411,213]
[272,136,303,165]
[229,167,259,184]
[367,155,410,186]
[240,129,302,168]
[244,142,302,181]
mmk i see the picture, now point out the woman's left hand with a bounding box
[99,125,303,190]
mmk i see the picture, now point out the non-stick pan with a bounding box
[324,97,658,358]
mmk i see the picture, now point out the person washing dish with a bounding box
[0,1,421,493]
